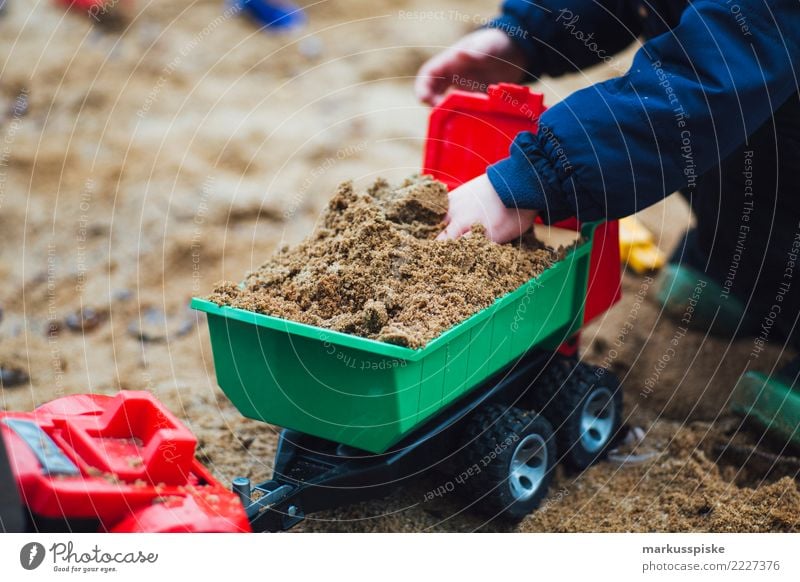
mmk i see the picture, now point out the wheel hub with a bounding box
[580,387,616,453]
[508,434,548,501]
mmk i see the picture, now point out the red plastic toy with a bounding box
[57,0,130,22]
[423,83,622,329]
[0,391,249,532]
[60,0,108,9]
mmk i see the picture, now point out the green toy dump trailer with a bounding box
[191,223,593,454]
[192,84,625,530]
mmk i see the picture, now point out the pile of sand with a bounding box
[208,176,562,348]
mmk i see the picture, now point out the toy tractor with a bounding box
[192,83,625,531]
[0,391,250,533]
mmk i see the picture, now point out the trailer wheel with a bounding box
[528,357,622,471]
[460,404,556,522]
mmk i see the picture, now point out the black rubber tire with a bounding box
[527,357,623,472]
[459,403,556,522]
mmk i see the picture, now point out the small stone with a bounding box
[9,88,29,118]
[127,306,195,343]
[45,319,62,336]
[113,289,133,302]
[65,307,105,332]
[0,366,29,388]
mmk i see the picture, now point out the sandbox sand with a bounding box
[0,0,798,532]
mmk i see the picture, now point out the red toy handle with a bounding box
[423,83,543,191]
[422,83,621,326]
[58,391,196,485]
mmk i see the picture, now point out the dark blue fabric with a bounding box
[485,0,800,223]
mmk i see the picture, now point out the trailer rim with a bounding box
[509,433,548,501]
[580,386,616,453]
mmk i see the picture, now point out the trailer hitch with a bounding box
[232,477,304,532]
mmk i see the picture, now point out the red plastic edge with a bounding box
[422,83,621,333]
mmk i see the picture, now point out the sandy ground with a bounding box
[1,0,798,532]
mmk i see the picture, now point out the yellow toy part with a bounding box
[619,216,667,273]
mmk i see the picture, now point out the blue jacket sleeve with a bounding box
[488,0,643,79]
[488,0,800,223]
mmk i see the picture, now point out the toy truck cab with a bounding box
[0,391,250,533]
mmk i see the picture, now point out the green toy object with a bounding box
[192,223,596,454]
[730,368,800,450]
[654,262,748,337]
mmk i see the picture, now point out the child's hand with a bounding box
[415,28,527,106]
[436,174,537,243]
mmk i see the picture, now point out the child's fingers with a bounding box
[435,220,468,240]
[415,51,456,105]
[414,73,435,105]
[416,75,448,106]
[414,59,440,105]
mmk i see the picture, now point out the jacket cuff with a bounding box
[487,133,574,224]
